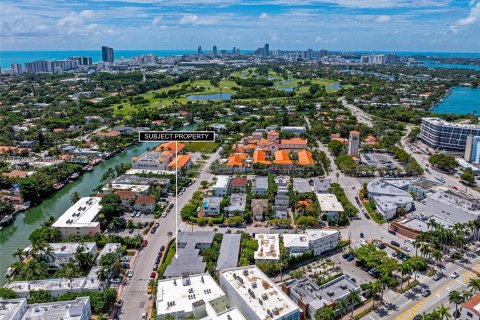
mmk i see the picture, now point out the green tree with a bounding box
[70,191,81,204]
[0,287,16,299]
[0,200,15,218]
[449,290,463,315]
[12,247,25,262]
[348,289,362,317]
[315,306,336,320]
[461,169,475,185]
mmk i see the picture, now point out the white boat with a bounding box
[5,267,16,278]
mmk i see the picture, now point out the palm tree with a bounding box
[96,267,109,283]
[75,244,96,274]
[63,260,78,291]
[348,289,362,318]
[167,231,173,240]
[70,191,80,204]
[315,306,336,320]
[370,281,382,309]
[399,262,412,289]
[449,290,463,316]
[435,304,451,320]
[468,278,480,293]
[12,248,25,262]
[337,299,349,319]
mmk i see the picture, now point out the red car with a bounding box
[452,186,459,190]
[157,251,163,258]
[142,240,148,247]
[150,272,156,278]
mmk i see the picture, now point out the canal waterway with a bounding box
[0,124,197,284]
[432,86,480,115]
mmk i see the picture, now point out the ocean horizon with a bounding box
[1,49,480,70]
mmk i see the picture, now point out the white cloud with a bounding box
[57,10,95,27]
[374,15,391,23]
[179,13,216,25]
[152,16,163,25]
[455,2,480,26]
[259,12,268,20]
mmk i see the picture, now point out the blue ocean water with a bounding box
[432,87,480,115]
[0,50,197,69]
[1,50,479,70]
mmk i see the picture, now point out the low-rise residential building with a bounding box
[114,190,137,207]
[425,189,480,224]
[461,292,480,320]
[52,197,102,238]
[134,195,156,213]
[254,234,280,262]
[280,126,307,135]
[213,176,230,197]
[316,193,344,220]
[203,197,222,216]
[275,176,289,195]
[313,178,331,193]
[167,154,192,170]
[0,297,91,320]
[230,176,248,193]
[275,195,290,206]
[219,266,301,320]
[96,243,122,265]
[155,141,185,154]
[293,178,312,194]
[156,273,246,320]
[216,234,241,272]
[367,179,414,220]
[226,193,247,216]
[253,176,268,195]
[164,232,214,278]
[103,184,151,195]
[283,229,338,256]
[272,205,289,219]
[251,199,268,221]
[132,151,173,170]
[26,242,97,271]
[283,275,360,319]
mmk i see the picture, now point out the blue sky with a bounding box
[1,0,479,52]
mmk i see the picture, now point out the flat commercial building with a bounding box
[283,229,338,256]
[254,234,280,262]
[219,266,300,320]
[425,190,480,223]
[283,275,360,319]
[0,297,91,320]
[316,194,344,220]
[52,197,102,238]
[156,273,245,320]
[367,179,414,220]
[420,117,480,152]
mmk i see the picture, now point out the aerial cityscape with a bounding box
[1,1,480,320]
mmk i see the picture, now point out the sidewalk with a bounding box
[341,300,377,320]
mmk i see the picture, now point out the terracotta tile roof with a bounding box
[96,130,121,138]
[0,146,29,155]
[168,154,192,169]
[364,135,378,145]
[350,130,360,135]
[245,143,257,150]
[281,138,307,146]
[156,141,185,154]
[226,153,246,166]
[253,150,271,165]
[298,150,315,166]
[331,138,347,143]
[231,176,248,187]
[330,133,341,138]
[114,190,136,200]
[463,293,480,317]
[268,131,279,136]
[135,195,156,205]
[2,170,29,179]
[274,150,293,165]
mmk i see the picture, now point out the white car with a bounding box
[127,270,134,278]
[162,213,167,218]
[402,246,411,252]
[451,272,459,279]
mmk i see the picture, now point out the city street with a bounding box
[117,149,221,319]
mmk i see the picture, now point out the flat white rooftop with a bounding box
[102,184,150,193]
[254,234,280,261]
[305,229,339,241]
[22,297,90,320]
[220,266,300,319]
[96,243,121,264]
[26,242,96,256]
[156,273,245,319]
[316,193,344,212]
[0,298,26,320]
[213,175,230,189]
[52,197,102,229]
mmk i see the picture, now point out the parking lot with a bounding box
[362,152,402,170]
[331,252,374,286]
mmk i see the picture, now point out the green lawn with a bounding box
[185,142,219,153]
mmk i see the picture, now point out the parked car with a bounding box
[162,213,167,218]
[360,232,364,238]
[150,227,157,234]
[346,255,355,262]
[150,272,156,279]
[155,257,160,264]
[154,223,160,228]
[153,264,158,271]
[378,243,386,250]
[130,212,136,218]
[157,251,163,258]
[142,240,148,247]
[390,241,400,247]
[127,270,134,278]
[116,299,124,308]
[129,228,134,234]
[451,271,459,279]
[402,246,411,252]
[219,224,227,228]
[160,245,166,252]
[142,313,147,319]
[432,273,443,281]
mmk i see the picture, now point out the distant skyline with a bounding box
[1,0,480,52]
